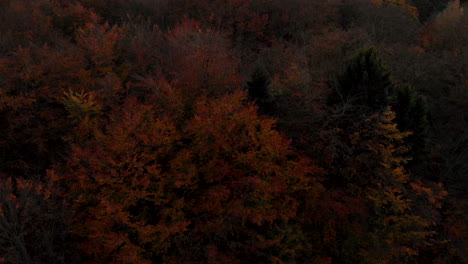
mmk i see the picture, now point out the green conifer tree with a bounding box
[247,67,275,115]
[330,47,392,115]
[392,85,429,163]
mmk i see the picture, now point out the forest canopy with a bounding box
[0,0,467,263]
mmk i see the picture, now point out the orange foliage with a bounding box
[166,20,243,99]
[52,91,321,263]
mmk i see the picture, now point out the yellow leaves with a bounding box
[374,108,411,140]
[343,105,446,261]
[62,89,103,142]
[63,89,102,121]
[364,108,411,162]
[344,108,412,196]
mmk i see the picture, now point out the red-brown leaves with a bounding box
[185,91,299,222]
[76,22,124,75]
[167,20,243,98]
[56,100,181,262]
[53,90,320,262]
[169,91,320,261]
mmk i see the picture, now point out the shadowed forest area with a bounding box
[0,0,467,263]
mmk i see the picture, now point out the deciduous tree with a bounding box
[53,91,322,263]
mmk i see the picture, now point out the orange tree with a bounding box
[0,0,127,179]
[52,90,323,263]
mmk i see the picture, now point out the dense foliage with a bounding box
[0,0,466,263]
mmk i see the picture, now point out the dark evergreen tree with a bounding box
[247,67,275,115]
[330,47,392,115]
[392,85,429,163]
[329,48,430,173]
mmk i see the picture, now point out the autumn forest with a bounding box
[0,0,467,263]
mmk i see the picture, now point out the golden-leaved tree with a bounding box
[320,108,446,263]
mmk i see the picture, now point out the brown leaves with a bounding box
[167,20,243,98]
[56,101,182,262]
[76,22,124,74]
[51,89,321,262]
